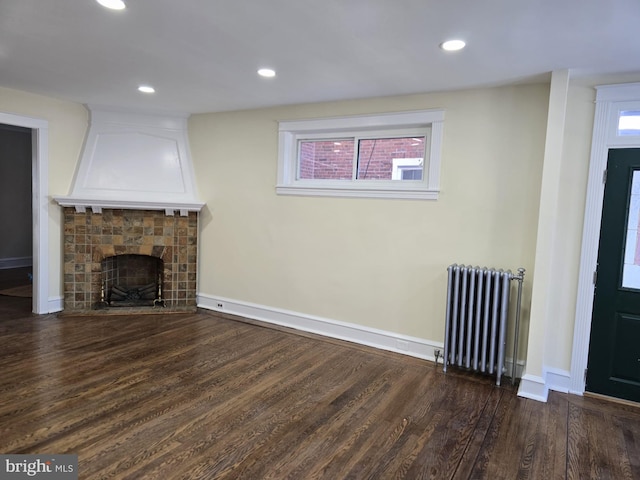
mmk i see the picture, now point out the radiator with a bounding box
[443,264,525,386]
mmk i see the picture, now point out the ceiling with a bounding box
[1,0,640,115]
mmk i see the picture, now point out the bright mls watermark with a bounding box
[0,455,77,479]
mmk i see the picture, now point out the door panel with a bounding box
[610,313,640,384]
[587,148,640,402]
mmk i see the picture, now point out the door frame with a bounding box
[571,82,640,395]
[0,112,49,314]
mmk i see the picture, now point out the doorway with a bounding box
[587,148,640,401]
[0,112,49,314]
[571,83,640,398]
[0,124,32,309]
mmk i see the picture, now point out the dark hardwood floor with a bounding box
[0,268,639,479]
[0,266,33,321]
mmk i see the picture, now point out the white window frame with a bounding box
[277,109,444,200]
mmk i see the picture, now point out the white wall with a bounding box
[189,84,549,350]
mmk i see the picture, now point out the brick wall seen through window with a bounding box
[299,137,424,180]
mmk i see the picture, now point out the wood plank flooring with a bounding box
[1,270,639,479]
[0,266,33,321]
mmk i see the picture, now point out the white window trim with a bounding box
[277,109,444,200]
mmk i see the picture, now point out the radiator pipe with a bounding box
[443,265,455,373]
[510,268,525,385]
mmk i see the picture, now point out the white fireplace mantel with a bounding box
[54,106,204,216]
[53,196,203,216]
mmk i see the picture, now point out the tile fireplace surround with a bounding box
[62,208,198,314]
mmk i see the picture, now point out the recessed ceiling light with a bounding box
[440,39,466,51]
[138,85,155,94]
[96,0,126,10]
[257,68,276,78]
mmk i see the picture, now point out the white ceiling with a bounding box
[1,0,640,115]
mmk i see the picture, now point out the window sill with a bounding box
[276,184,439,200]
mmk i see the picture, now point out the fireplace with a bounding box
[62,208,198,314]
[54,108,204,315]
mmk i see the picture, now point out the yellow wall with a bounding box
[189,84,549,342]
[0,80,584,379]
[0,80,587,381]
[543,81,595,370]
[3,74,639,392]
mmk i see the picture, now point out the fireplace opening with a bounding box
[102,254,164,308]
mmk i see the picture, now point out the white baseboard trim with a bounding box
[545,367,571,393]
[518,373,549,402]
[517,367,570,402]
[48,296,63,313]
[198,293,444,363]
[0,256,32,269]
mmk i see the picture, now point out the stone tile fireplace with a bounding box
[62,208,198,314]
[55,108,204,315]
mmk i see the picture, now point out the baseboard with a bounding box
[517,367,570,402]
[518,373,549,402]
[0,256,32,269]
[48,296,63,313]
[545,367,570,393]
[197,293,444,362]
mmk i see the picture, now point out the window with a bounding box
[277,110,444,199]
[298,136,425,181]
[618,110,640,136]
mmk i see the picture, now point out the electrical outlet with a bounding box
[216,302,223,309]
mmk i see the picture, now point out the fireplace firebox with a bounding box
[101,254,164,307]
